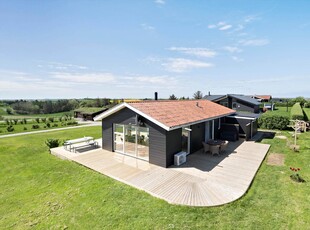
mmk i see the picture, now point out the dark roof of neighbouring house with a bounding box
[230,94,261,105]
[204,94,261,106]
[94,100,235,131]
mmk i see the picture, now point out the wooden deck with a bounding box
[51,140,270,206]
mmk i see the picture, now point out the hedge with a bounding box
[258,113,290,130]
[290,103,304,120]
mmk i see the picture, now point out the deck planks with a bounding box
[51,140,270,206]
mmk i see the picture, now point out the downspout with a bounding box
[212,120,215,139]
[218,118,221,130]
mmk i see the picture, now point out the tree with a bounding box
[169,94,177,100]
[193,91,203,99]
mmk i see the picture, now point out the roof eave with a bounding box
[168,111,236,131]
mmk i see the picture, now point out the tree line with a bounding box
[1,98,116,115]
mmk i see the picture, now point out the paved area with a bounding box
[51,139,270,206]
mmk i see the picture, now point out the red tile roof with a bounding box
[128,100,235,129]
[255,95,272,100]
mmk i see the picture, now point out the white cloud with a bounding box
[244,15,260,23]
[239,39,270,46]
[168,47,216,58]
[123,75,176,85]
[223,46,242,53]
[154,0,165,5]
[141,23,155,31]
[208,21,232,31]
[51,72,115,84]
[38,61,88,70]
[162,58,213,73]
[231,56,244,62]
[219,24,232,31]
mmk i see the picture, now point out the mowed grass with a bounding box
[0,127,309,229]
[267,106,291,116]
[303,108,310,121]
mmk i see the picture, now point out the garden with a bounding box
[0,115,78,135]
[0,125,309,229]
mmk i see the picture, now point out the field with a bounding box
[0,127,309,229]
[0,118,78,135]
[267,106,291,116]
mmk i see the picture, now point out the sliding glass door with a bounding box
[113,124,149,161]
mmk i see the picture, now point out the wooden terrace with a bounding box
[51,139,270,206]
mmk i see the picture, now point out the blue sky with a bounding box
[0,0,309,99]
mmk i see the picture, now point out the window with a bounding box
[113,123,149,161]
[232,102,237,109]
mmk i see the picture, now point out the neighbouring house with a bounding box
[94,100,235,168]
[74,107,109,121]
[204,94,261,140]
[203,94,261,113]
[252,95,272,102]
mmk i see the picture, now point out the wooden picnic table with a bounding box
[64,136,95,152]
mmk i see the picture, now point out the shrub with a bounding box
[6,107,13,115]
[53,123,58,127]
[290,103,304,120]
[258,113,290,130]
[5,119,10,125]
[66,121,78,125]
[48,117,54,122]
[7,125,14,132]
[0,115,4,121]
[45,139,61,149]
[41,118,47,123]
[46,123,51,128]
[35,118,40,123]
[13,119,18,125]
[32,124,40,129]
[23,127,27,131]
[23,118,27,124]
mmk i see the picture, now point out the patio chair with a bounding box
[202,141,210,153]
[220,141,229,154]
[210,145,220,156]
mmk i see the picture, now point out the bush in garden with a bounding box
[7,125,14,132]
[48,117,54,122]
[46,123,51,128]
[24,127,27,131]
[5,119,10,125]
[258,113,290,130]
[41,118,47,123]
[45,139,61,149]
[66,121,78,125]
[32,124,40,129]
[23,118,27,124]
[13,119,18,125]
[0,115,4,121]
[53,123,58,127]
[35,118,40,123]
[290,103,304,120]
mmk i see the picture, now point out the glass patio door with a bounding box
[182,128,190,155]
[113,124,149,161]
[114,124,124,153]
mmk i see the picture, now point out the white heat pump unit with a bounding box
[174,151,187,166]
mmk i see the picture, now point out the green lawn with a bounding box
[267,106,291,116]
[1,111,73,119]
[303,108,310,121]
[0,120,79,136]
[0,127,309,229]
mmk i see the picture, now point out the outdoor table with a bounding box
[64,136,94,152]
[207,139,224,146]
